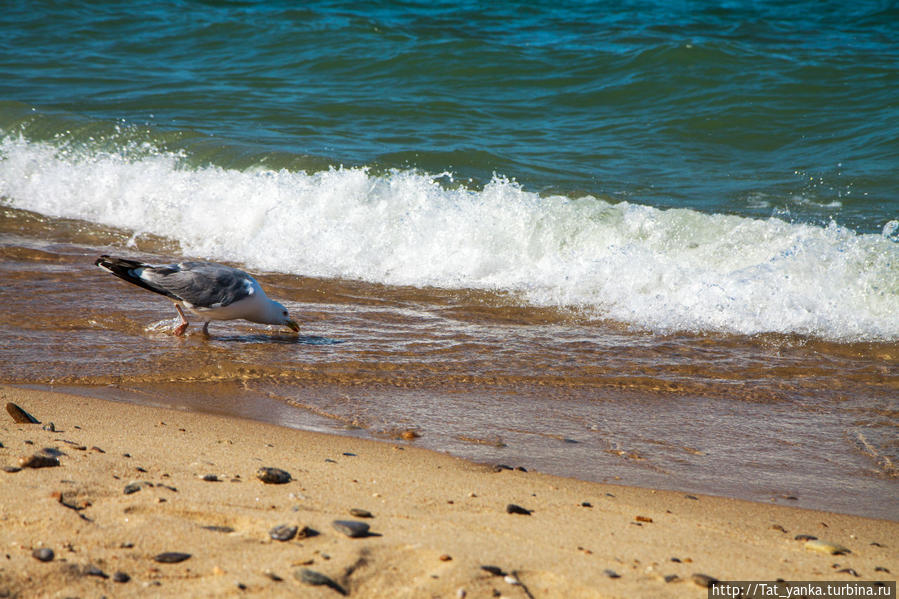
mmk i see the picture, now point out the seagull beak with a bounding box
[286,319,300,333]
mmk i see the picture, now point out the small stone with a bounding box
[42,422,56,432]
[805,540,850,555]
[771,524,787,532]
[84,565,109,578]
[256,467,291,484]
[32,548,54,562]
[685,495,698,500]
[875,566,890,573]
[236,582,247,590]
[506,504,532,515]
[295,568,346,595]
[836,568,860,577]
[439,554,452,561]
[400,430,420,440]
[581,502,592,508]
[154,552,192,563]
[202,474,220,482]
[19,453,60,468]
[264,570,283,582]
[492,464,513,472]
[349,508,373,518]
[113,571,131,583]
[296,526,319,539]
[202,525,235,533]
[635,515,653,523]
[795,534,818,541]
[331,520,370,538]
[664,574,679,583]
[269,524,298,542]
[6,403,40,424]
[124,482,148,494]
[480,565,506,577]
[2,466,21,473]
[604,569,621,578]
[691,573,719,588]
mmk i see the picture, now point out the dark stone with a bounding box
[202,525,235,533]
[604,569,621,578]
[83,565,109,579]
[480,565,506,576]
[202,474,220,482]
[2,466,21,473]
[154,552,191,563]
[349,508,373,518]
[664,574,679,583]
[795,534,818,541]
[506,504,532,515]
[31,548,54,562]
[295,568,347,595]
[691,574,719,588]
[113,571,131,583]
[269,524,298,542]
[256,467,291,484]
[19,454,59,469]
[6,403,40,424]
[492,464,513,472]
[331,520,370,538]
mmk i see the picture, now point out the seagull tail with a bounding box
[95,255,177,299]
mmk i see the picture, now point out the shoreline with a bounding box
[1,384,896,598]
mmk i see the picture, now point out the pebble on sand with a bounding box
[19,453,60,469]
[31,548,54,562]
[6,402,40,424]
[154,552,192,563]
[691,573,719,588]
[295,568,347,595]
[805,540,850,555]
[332,520,370,538]
[604,569,621,579]
[480,565,506,577]
[256,467,291,484]
[83,565,109,579]
[506,504,532,515]
[269,524,299,542]
[349,508,374,518]
[113,571,131,583]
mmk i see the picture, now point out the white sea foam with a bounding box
[1,135,897,341]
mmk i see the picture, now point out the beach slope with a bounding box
[0,385,895,598]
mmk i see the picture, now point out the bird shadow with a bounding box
[207,333,346,345]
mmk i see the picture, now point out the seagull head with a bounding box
[269,300,300,333]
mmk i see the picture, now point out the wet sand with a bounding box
[1,385,896,598]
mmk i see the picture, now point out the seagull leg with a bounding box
[202,321,211,336]
[174,305,189,336]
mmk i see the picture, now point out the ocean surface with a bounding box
[1,1,896,519]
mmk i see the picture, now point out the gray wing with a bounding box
[139,262,255,308]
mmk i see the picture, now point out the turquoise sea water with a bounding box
[1,2,897,517]
[3,0,898,228]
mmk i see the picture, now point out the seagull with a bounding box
[95,255,300,336]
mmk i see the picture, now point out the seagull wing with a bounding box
[138,262,256,309]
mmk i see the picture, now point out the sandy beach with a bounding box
[0,385,895,598]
